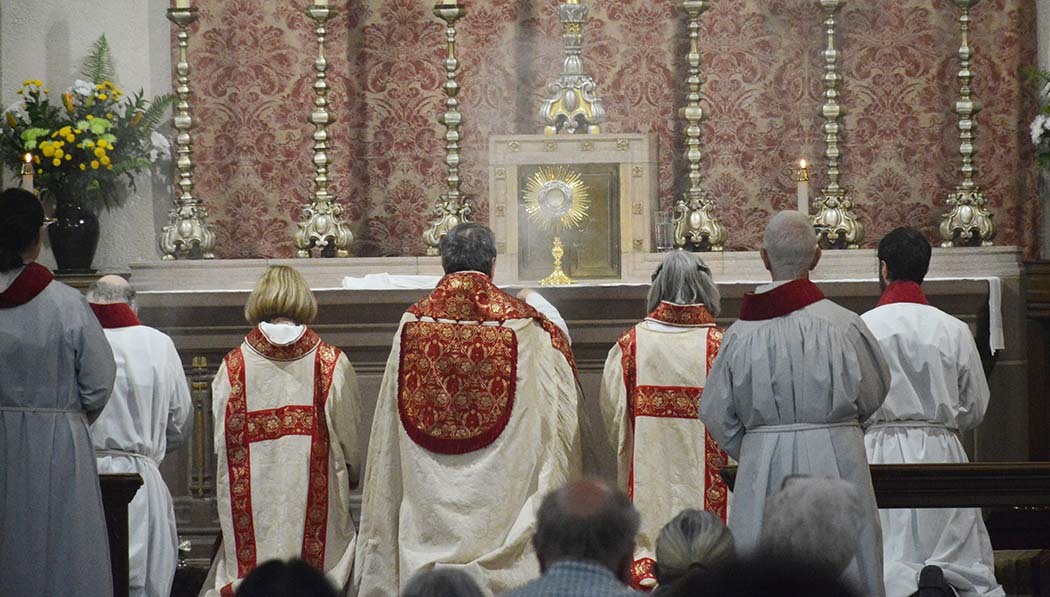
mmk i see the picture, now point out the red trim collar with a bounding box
[645,302,716,327]
[739,279,825,321]
[0,263,53,308]
[245,325,321,361]
[876,281,929,307]
[89,302,142,328]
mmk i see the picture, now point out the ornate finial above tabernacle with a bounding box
[539,0,605,135]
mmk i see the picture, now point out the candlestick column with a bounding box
[160,6,216,260]
[422,2,472,256]
[295,4,353,258]
[939,0,995,246]
[672,0,725,251]
[811,0,862,249]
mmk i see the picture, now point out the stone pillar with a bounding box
[1040,0,1050,258]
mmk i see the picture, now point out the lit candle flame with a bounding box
[23,152,32,164]
[799,159,807,170]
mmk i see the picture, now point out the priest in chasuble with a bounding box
[204,266,362,597]
[354,223,582,597]
[599,250,731,590]
[700,211,891,597]
[0,189,116,597]
[862,228,1002,597]
[87,275,194,597]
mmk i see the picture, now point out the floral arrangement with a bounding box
[1030,69,1050,171]
[0,36,174,211]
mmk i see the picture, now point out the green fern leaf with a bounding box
[81,35,116,84]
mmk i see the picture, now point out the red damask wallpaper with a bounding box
[186,0,1038,258]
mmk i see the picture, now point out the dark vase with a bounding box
[48,198,100,274]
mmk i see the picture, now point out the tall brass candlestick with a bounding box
[295,5,353,258]
[539,0,605,135]
[811,0,862,249]
[422,2,472,256]
[159,6,216,260]
[939,0,994,246]
[672,0,725,252]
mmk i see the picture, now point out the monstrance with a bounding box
[522,166,591,285]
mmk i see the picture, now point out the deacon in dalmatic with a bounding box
[354,223,582,596]
[86,275,193,597]
[700,211,891,597]
[0,188,116,597]
[599,250,730,590]
[862,227,1003,597]
[205,266,362,596]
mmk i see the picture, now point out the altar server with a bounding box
[86,275,193,597]
[862,227,1003,597]
[0,188,116,597]
[599,250,731,589]
[354,223,582,597]
[699,211,890,597]
[203,266,362,597]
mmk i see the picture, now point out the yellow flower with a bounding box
[98,94,108,101]
[106,165,113,170]
[41,145,55,158]
[52,158,61,167]
[86,115,94,120]
[100,155,111,166]
[65,154,72,161]
[37,169,43,174]
[85,140,95,148]
[5,113,15,128]
[90,160,100,170]
[74,129,82,134]
[93,147,106,158]
[65,135,75,143]
[54,149,64,159]
[33,156,40,165]
[79,163,86,171]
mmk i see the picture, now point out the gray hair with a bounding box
[646,250,721,316]
[654,509,735,585]
[86,275,137,311]
[401,568,483,597]
[440,223,497,275]
[763,211,817,280]
[758,476,864,577]
[535,478,640,574]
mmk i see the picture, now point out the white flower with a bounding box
[1031,114,1048,145]
[148,131,172,162]
[71,79,94,97]
[3,100,28,123]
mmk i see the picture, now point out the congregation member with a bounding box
[598,249,730,588]
[504,479,640,597]
[699,210,891,597]
[86,275,194,597]
[651,509,734,595]
[0,188,116,596]
[402,568,485,597]
[354,223,582,596]
[234,559,339,597]
[862,227,1003,597]
[203,266,362,596]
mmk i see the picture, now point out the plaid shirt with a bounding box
[503,560,640,597]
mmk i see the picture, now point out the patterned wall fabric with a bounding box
[187,0,1038,258]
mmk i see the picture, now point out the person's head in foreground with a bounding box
[533,478,640,584]
[760,211,821,281]
[664,555,860,597]
[647,250,721,316]
[877,226,931,290]
[0,188,45,272]
[758,476,864,579]
[234,559,337,597]
[440,222,497,277]
[86,275,138,311]
[244,265,318,326]
[653,509,734,590]
[401,567,484,597]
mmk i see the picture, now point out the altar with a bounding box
[128,246,1029,562]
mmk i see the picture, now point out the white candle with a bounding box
[797,159,809,215]
[21,153,33,193]
[174,0,191,8]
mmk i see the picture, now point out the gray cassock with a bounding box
[0,265,117,597]
[700,280,891,597]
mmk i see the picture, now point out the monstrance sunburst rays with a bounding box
[521,166,591,285]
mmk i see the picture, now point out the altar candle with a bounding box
[174,0,191,8]
[21,153,33,193]
[797,159,810,215]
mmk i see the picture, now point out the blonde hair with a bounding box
[244,266,318,325]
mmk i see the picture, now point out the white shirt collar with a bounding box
[259,321,307,346]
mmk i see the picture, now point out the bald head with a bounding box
[86,275,137,310]
[762,211,820,281]
[534,479,639,580]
